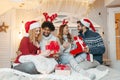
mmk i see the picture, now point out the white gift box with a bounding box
[55,64,71,76]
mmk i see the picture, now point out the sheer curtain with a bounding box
[38,0,96,18]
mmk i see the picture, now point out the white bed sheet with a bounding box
[96,65,120,80]
[0,65,111,80]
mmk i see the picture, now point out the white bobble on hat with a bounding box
[80,18,96,32]
[30,21,40,30]
[25,20,40,33]
[81,19,90,28]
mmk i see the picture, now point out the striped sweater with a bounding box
[78,29,105,64]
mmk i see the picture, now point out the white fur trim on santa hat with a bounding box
[30,22,40,30]
[81,19,90,28]
[24,33,29,37]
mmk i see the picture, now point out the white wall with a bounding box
[107,7,120,71]
[104,0,114,6]
[88,0,108,59]
[0,9,16,68]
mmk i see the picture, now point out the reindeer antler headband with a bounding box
[62,19,68,25]
[43,12,57,22]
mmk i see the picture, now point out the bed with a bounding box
[98,65,120,80]
[0,65,120,80]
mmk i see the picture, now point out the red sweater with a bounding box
[14,37,40,63]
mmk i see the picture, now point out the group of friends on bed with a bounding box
[13,13,105,80]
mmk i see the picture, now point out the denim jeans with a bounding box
[60,52,87,64]
[59,53,73,64]
[13,62,40,74]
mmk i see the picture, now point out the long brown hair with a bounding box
[57,24,72,44]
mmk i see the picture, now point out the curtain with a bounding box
[37,0,96,18]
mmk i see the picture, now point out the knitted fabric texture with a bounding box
[79,30,105,64]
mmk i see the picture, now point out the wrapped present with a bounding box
[46,41,60,57]
[70,36,86,56]
[55,64,71,76]
[70,36,93,62]
[86,53,93,62]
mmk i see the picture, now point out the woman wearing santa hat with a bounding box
[14,20,41,63]
[13,20,42,74]
[14,20,58,74]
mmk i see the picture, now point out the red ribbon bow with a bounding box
[57,64,67,70]
[46,41,60,57]
[70,36,86,56]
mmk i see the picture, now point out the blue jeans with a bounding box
[13,62,40,74]
[60,53,87,64]
[75,53,87,63]
[59,53,73,64]
[75,53,87,60]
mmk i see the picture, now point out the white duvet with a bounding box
[0,67,109,80]
[19,55,58,74]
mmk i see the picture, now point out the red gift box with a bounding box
[55,64,71,76]
[70,36,93,62]
[46,41,60,57]
[70,36,86,56]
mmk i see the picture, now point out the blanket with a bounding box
[19,55,58,74]
[0,67,109,80]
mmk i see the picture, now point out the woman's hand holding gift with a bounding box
[46,41,60,57]
[39,50,51,57]
[63,42,70,49]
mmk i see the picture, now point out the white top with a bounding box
[60,35,72,54]
[40,34,58,51]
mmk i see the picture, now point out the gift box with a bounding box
[46,41,60,57]
[70,36,93,62]
[55,64,71,76]
[70,36,86,56]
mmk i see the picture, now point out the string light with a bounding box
[18,21,24,39]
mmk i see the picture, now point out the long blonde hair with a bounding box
[29,28,42,45]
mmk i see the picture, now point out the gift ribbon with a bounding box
[74,37,85,50]
[46,41,60,57]
[56,64,70,70]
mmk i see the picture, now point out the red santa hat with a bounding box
[25,20,40,33]
[80,18,96,32]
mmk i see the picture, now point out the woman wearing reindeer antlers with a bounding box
[57,19,74,64]
[14,20,42,74]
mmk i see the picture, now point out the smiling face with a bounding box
[77,23,84,33]
[63,25,69,35]
[35,27,41,37]
[42,27,51,37]
[41,21,55,37]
